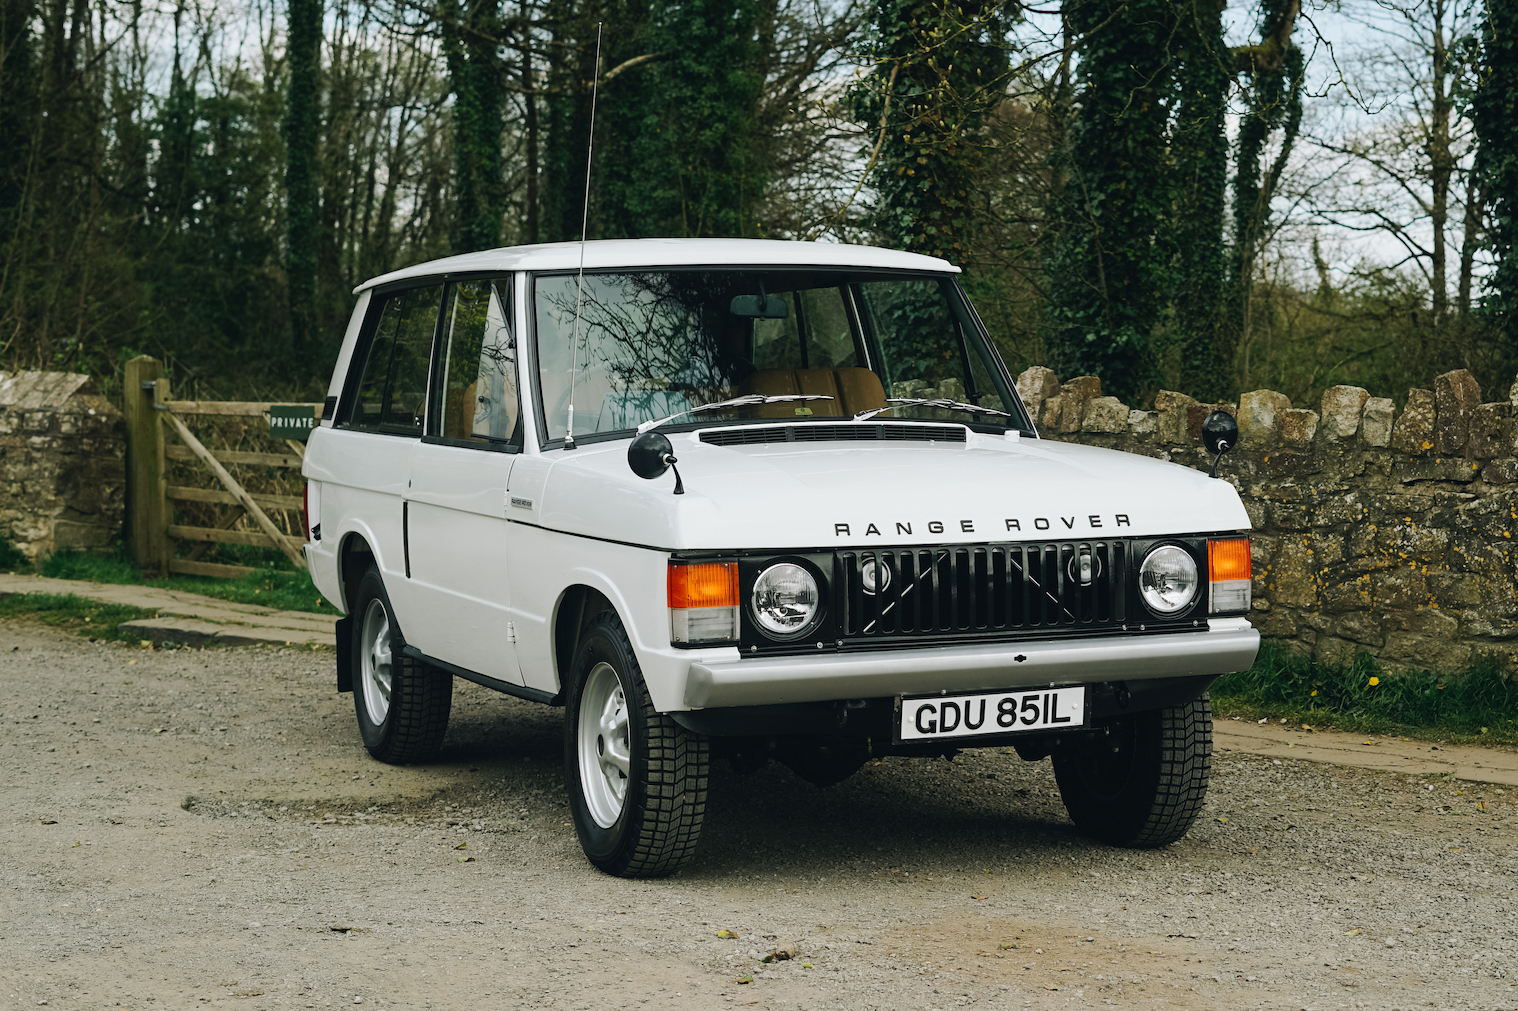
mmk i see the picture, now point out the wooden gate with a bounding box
[124,355,320,578]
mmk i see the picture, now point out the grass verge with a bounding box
[24,548,334,615]
[0,593,154,642]
[1213,640,1518,747]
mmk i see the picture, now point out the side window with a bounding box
[433,278,520,445]
[752,293,801,370]
[348,285,441,434]
[799,287,858,369]
[750,286,860,371]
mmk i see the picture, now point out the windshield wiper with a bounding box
[852,398,1013,422]
[636,394,836,434]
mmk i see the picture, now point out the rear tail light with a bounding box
[302,482,311,541]
[668,562,739,644]
[1208,537,1252,614]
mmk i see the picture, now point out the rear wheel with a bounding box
[564,611,708,878]
[1052,694,1212,848]
[351,565,452,764]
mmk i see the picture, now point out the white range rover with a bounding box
[303,238,1259,878]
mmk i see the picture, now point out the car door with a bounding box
[324,283,441,621]
[402,276,525,683]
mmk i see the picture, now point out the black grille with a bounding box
[836,542,1128,645]
[701,423,966,447]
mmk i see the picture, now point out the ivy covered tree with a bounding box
[1473,0,1518,344]
[1042,0,1182,402]
[849,0,1012,266]
[441,0,507,252]
[283,0,322,351]
[607,0,768,237]
[1165,0,1231,399]
[1227,0,1303,385]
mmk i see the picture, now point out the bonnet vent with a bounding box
[700,423,967,447]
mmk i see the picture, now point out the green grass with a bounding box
[25,546,334,615]
[0,592,154,642]
[1213,640,1518,747]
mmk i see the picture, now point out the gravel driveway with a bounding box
[3,620,1515,1010]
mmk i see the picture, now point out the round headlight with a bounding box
[1139,545,1198,615]
[751,563,821,637]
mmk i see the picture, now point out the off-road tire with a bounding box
[564,611,708,878]
[1052,693,1212,848]
[351,565,452,764]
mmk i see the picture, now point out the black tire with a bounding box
[1052,693,1212,848]
[563,611,708,878]
[350,564,452,764]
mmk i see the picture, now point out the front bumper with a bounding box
[682,618,1259,708]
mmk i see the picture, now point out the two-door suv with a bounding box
[303,238,1259,877]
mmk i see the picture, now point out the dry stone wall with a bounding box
[0,372,124,560]
[1016,366,1518,673]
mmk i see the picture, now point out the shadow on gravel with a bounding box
[267,685,1094,874]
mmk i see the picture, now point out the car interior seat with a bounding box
[737,368,888,419]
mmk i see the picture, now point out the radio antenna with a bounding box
[564,22,603,451]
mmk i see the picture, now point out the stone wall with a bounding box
[1015,365,1518,673]
[0,372,125,559]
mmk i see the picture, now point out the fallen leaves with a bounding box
[971,894,988,900]
[716,929,739,940]
[735,975,753,985]
[1345,928,1362,936]
[1215,816,1230,824]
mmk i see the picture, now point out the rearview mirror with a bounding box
[729,294,788,319]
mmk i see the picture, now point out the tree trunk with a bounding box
[1427,0,1452,322]
[283,0,322,353]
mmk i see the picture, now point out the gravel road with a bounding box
[3,619,1517,1011]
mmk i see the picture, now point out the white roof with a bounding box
[353,238,959,293]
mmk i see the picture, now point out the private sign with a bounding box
[268,405,318,442]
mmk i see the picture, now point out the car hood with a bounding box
[531,429,1251,550]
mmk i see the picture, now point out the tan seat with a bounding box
[739,368,886,419]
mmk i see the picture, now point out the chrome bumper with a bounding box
[682,619,1260,709]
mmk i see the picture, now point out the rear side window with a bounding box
[346,285,441,434]
[432,278,521,446]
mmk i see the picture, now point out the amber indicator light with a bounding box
[1207,538,1251,581]
[668,562,740,609]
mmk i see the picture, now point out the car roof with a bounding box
[352,238,959,293]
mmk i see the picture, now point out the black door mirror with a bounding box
[1201,410,1238,478]
[628,430,685,494]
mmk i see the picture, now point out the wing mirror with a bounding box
[1201,410,1238,478]
[628,430,685,495]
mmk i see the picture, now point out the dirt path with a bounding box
[3,620,1517,1010]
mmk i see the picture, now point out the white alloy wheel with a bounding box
[360,597,394,726]
[577,661,630,828]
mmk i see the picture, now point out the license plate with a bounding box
[897,686,1087,742]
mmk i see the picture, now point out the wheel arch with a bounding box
[337,530,378,613]
[553,583,618,692]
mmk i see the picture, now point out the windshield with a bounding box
[532,270,1027,443]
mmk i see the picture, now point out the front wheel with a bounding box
[563,611,708,878]
[1052,694,1213,848]
[351,564,452,764]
